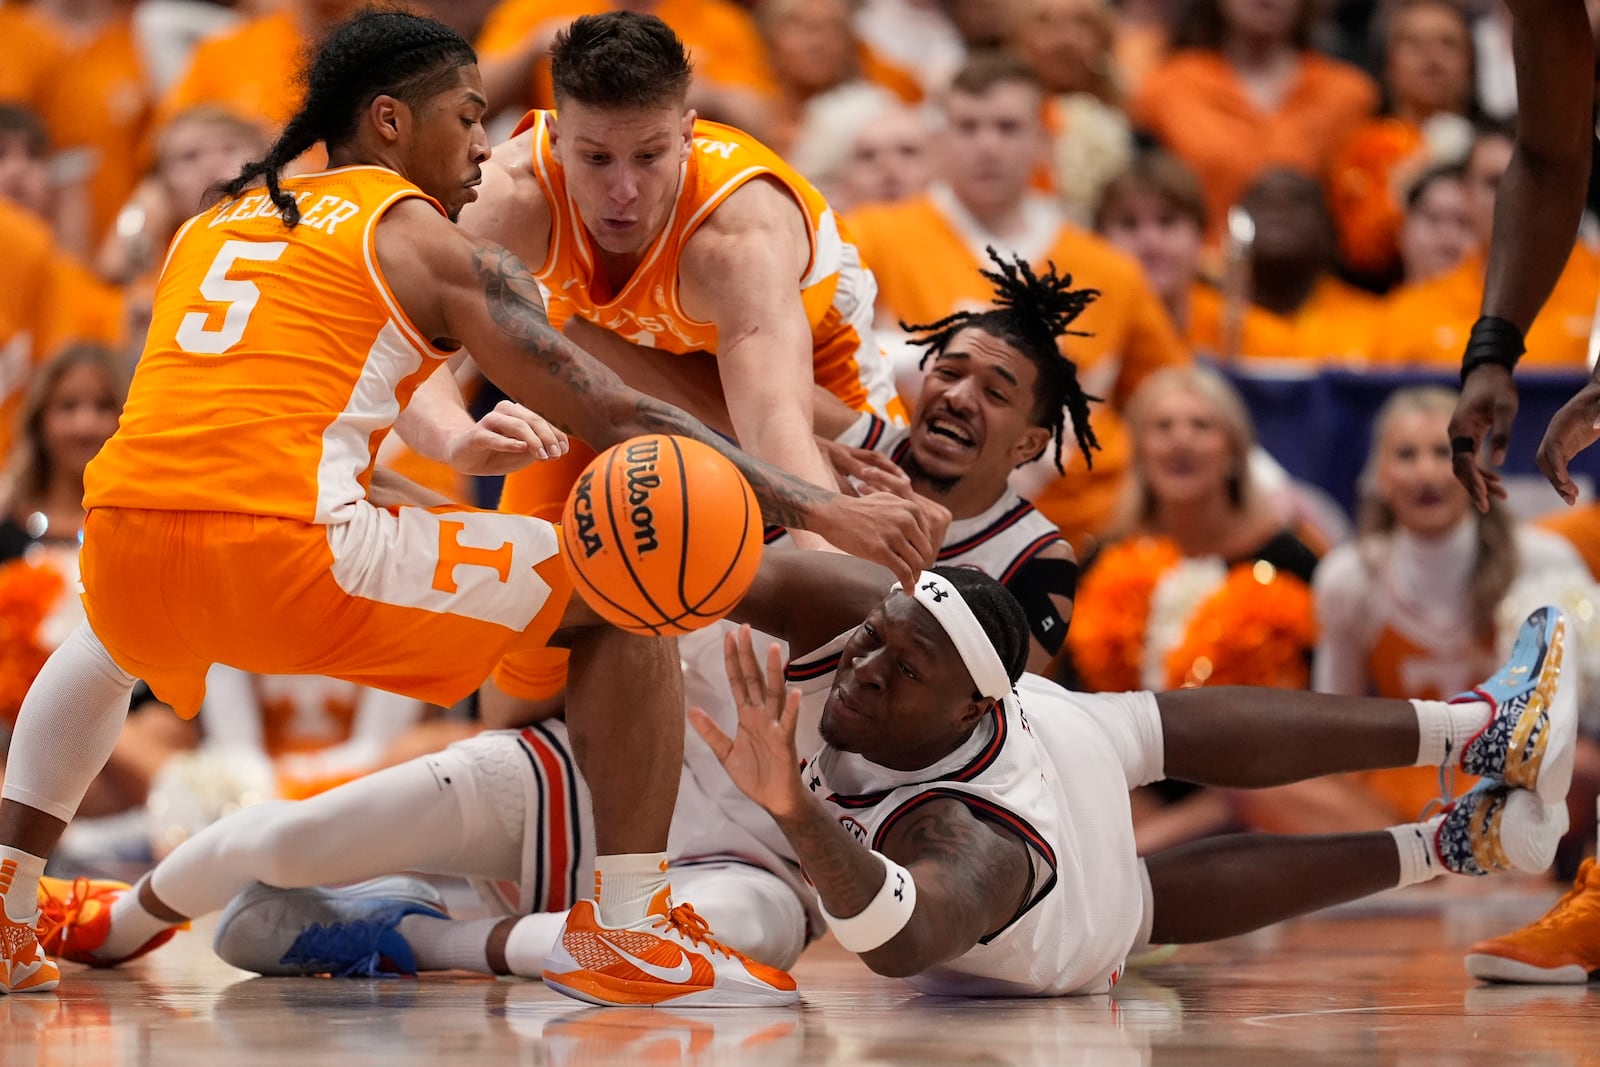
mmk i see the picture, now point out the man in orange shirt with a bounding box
[0,10,936,1004]
[847,51,1188,549]
[1374,125,1599,370]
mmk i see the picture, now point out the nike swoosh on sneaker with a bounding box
[596,935,697,984]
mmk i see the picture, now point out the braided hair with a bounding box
[214,10,476,227]
[902,247,1102,473]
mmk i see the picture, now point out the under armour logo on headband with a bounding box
[920,580,949,603]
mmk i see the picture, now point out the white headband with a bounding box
[895,571,1013,701]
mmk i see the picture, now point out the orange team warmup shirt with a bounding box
[847,189,1189,549]
[476,0,778,113]
[0,4,66,111]
[1371,247,1600,368]
[37,13,153,245]
[156,8,305,133]
[1130,50,1378,246]
[0,201,123,464]
[82,166,571,717]
[498,111,903,519]
[1187,275,1381,364]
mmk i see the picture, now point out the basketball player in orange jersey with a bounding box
[0,10,940,1004]
[1442,0,1600,987]
[407,10,905,555]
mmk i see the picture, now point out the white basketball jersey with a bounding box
[790,634,1145,996]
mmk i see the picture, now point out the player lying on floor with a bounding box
[42,551,1576,998]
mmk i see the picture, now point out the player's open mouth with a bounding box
[923,414,976,452]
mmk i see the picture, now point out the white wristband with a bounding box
[820,852,917,954]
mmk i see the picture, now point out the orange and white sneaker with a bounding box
[1464,858,1600,984]
[1,910,59,994]
[543,898,798,1008]
[35,876,181,967]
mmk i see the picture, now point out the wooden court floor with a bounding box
[4,881,1597,1067]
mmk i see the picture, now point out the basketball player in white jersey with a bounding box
[36,252,1103,982]
[695,557,1576,996]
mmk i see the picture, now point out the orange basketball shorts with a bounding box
[80,501,573,718]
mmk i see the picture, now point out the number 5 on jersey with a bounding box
[175,240,289,354]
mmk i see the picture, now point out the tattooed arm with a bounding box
[374,201,940,580]
[693,627,1032,978]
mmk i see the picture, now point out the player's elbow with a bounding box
[858,927,965,978]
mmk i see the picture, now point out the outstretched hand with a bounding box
[1536,380,1600,506]
[688,626,808,820]
[814,489,947,592]
[443,399,570,475]
[1448,364,1516,512]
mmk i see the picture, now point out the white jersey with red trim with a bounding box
[469,721,595,918]
[775,413,1066,587]
[787,634,1145,997]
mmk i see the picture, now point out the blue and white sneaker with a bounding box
[1453,606,1578,806]
[1433,782,1568,877]
[213,876,447,978]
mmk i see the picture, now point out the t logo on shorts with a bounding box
[433,520,515,593]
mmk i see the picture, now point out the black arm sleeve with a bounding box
[1004,554,1079,654]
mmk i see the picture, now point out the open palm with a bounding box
[689,626,807,819]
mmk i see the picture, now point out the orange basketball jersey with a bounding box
[85,166,453,523]
[517,110,901,419]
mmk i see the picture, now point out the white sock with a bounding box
[593,852,669,926]
[396,914,499,974]
[1411,699,1491,768]
[0,846,45,923]
[1388,817,1448,887]
[503,912,569,977]
[95,877,180,961]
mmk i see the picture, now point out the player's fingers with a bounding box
[722,626,759,710]
[765,642,787,716]
[1488,410,1514,468]
[778,686,801,740]
[687,708,735,762]
[1450,450,1487,514]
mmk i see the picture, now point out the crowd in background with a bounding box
[3,0,1600,880]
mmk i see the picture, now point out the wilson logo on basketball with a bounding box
[624,437,661,555]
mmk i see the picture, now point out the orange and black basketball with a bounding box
[559,434,764,636]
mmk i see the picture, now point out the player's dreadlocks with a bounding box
[901,247,1102,473]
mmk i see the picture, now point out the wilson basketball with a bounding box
[559,434,764,636]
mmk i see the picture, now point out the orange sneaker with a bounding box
[1,910,59,994]
[35,876,181,967]
[543,898,799,1008]
[1465,858,1600,984]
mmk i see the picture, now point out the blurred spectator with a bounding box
[1372,123,1600,367]
[1009,0,1134,221]
[1471,0,1515,122]
[1395,162,1475,284]
[787,85,932,213]
[1010,0,1120,104]
[848,52,1188,552]
[1096,148,1284,357]
[31,0,155,253]
[1205,167,1381,362]
[0,199,125,466]
[96,105,269,288]
[1326,0,1476,288]
[1309,386,1595,835]
[130,0,242,95]
[1130,0,1378,246]
[0,2,68,118]
[0,106,57,222]
[1066,364,1319,851]
[156,0,366,136]
[474,1,781,140]
[852,0,967,94]
[1112,0,1184,96]
[754,0,921,153]
[0,346,190,853]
